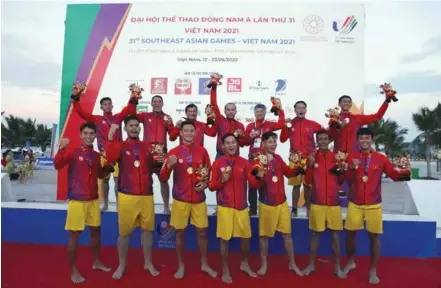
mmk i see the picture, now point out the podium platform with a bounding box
[1,201,438,258]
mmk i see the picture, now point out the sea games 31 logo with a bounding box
[332,16,358,44]
[198,78,211,95]
[156,220,176,249]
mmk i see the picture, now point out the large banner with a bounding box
[58,3,365,203]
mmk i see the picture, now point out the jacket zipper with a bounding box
[324,152,328,205]
[299,120,303,150]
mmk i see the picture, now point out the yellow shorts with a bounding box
[259,201,291,237]
[344,201,383,234]
[216,206,251,241]
[117,192,155,236]
[309,204,343,232]
[65,199,100,231]
[170,200,208,230]
[101,156,119,178]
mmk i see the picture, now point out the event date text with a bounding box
[178,57,238,63]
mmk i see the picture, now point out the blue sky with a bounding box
[1,1,440,141]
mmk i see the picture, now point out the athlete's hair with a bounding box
[357,127,374,138]
[80,121,97,132]
[262,131,277,142]
[180,120,195,130]
[315,129,330,141]
[338,95,352,103]
[294,100,307,108]
[224,102,237,110]
[185,103,198,113]
[99,97,112,105]
[254,103,267,111]
[151,95,163,102]
[222,133,237,144]
[124,114,140,126]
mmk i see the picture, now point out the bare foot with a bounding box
[257,262,267,276]
[240,261,257,278]
[222,273,232,283]
[174,265,185,279]
[289,262,303,276]
[92,260,111,272]
[302,264,315,276]
[335,266,346,279]
[112,265,126,279]
[369,269,380,284]
[163,207,171,215]
[343,261,356,276]
[144,262,160,276]
[71,267,85,284]
[201,264,217,278]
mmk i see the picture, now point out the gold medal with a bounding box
[362,176,368,183]
[272,176,278,183]
[134,160,140,167]
[187,167,193,174]
[286,122,292,128]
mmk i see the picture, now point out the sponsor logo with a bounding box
[303,15,324,34]
[174,79,192,95]
[274,79,287,95]
[150,78,168,94]
[332,16,358,44]
[332,16,358,35]
[300,15,328,43]
[227,78,242,93]
[248,80,270,91]
[198,78,211,95]
[156,220,176,249]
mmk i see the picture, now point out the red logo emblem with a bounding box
[174,79,192,95]
[151,78,168,94]
[227,78,242,93]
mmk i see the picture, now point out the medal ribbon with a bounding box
[227,118,237,134]
[129,142,140,161]
[268,157,277,177]
[82,147,95,173]
[359,152,371,178]
[224,157,235,168]
[254,120,265,136]
[183,146,193,167]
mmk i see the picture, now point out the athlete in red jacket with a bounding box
[54,122,113,284]
[209,133,260,283]
[136,95,174,214]
[105,115,159,279]
[251,132,303,277]
[160,121,217,280]
[329,95,389,154]
[244,103,285,215]
[302,130,345,278]
[342,127,410,284]
[72,92,136,211]
[209,81,248,158]
[280,101,324,217]
[169,103,217,146]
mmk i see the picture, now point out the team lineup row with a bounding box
[56,78,406,284]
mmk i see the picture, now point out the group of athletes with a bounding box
[54,77,411,285]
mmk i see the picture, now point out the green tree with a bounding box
[368,118,408,157]
[34,124,52,153]
[1,115,52,150]
[412,107,439,178]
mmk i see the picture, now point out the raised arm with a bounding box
[54,148,73,170]
[114,100,138,124]
[280,123,290,143]
[270,109,286,131]
[72,101,98,123]
[210,86,224,121]
[105,124,123,163]
[358,102,389,125]
[169,127,180,141]
[159,153,175,182]
[204,123,217,137]
[237,122,249,147]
